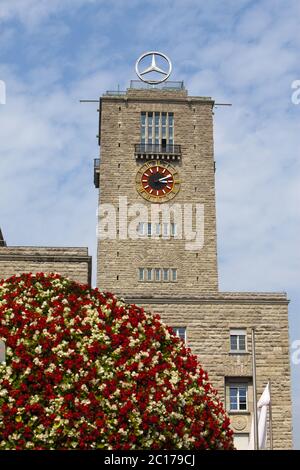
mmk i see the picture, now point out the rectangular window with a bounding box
[170,223,177,236]
[147,223,152,237]
[155,268,161,281]
[172,327,186,343]
[138,222,145,236]
[141,112,146,145]
[155,223,161,236]
[138,268,144,281]
[163,223,169,237]
[229,385,248,411]
[171,268,177,281]
[140,112,174,146]
[155,112,160,145]
[230,329,247,352]
[163,268,169,281]
[168,113,174,144]
[147,112,153,144]
[147,268,152,281]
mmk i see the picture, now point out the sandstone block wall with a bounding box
[97,89,218,294]
[0,246,92,285]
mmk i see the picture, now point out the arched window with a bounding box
[0,339,5,363]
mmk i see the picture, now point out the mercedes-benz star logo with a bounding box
[135,51,172,84]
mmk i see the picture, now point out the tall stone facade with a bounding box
[96,85,293,449]
[97,88,218,294]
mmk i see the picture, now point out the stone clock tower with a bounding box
[94,53,293,449]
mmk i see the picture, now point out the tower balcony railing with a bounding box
[134,143,181,161]
[94,158,100,188]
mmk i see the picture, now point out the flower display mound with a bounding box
[0,273,234,450]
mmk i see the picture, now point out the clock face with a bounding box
[136,161,180,203]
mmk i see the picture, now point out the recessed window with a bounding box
[229,384,248,411]
[138,267,177,283]
[155,223,161,236]
[140,112,174,146]
[139,268,144,281]
[172,327,186,343]
[138,222,145,236]
[163,268,169,281]
[163,223,169,237]
[137,223,178,238]
[170,223,177,237]
[230,329,247,352]
[155,268,161,281]
[0,339,5,363]
[225,378,252,414]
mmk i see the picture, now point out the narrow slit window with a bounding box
[139,268,144,281]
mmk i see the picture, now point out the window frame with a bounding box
[154,268,161,281]
[230,329,247,353]
[140,112,175,145]
[163,268,169,281]
[147,268,153,281]
[229,383,248,412]
[138,268,145,281]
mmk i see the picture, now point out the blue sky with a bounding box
[0,0,299,448]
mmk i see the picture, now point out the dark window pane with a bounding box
[238,336,246,350]
[230,335,238,350]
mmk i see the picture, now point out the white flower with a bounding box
[35,345,42,354]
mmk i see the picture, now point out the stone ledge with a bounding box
[122,292,289,305]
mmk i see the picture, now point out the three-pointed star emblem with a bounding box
[135,51,172,84]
